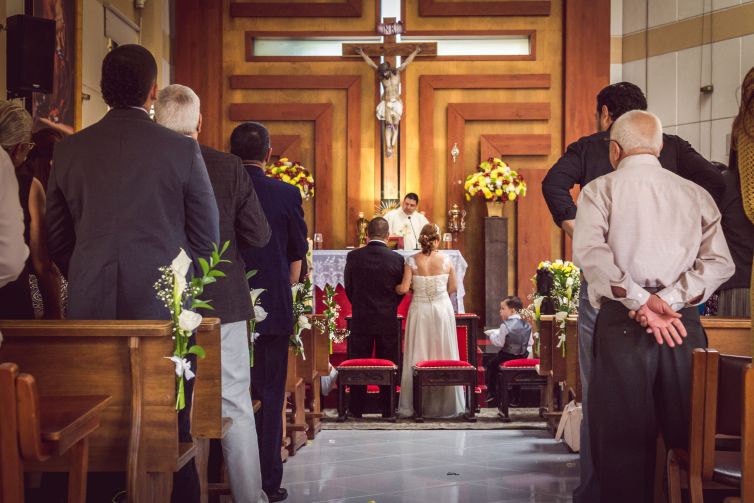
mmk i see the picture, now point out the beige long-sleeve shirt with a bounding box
[0,149,28,288]
[573,153,734,311]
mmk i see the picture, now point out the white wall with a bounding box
[617,0,754,164]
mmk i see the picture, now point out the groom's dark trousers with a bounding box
[587,300,706,502]
[344,240,404,416]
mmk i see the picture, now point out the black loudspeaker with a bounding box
[6,15,56,95]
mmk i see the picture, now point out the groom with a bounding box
[344,217,405,417]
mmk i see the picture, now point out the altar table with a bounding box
[312,249,468,319]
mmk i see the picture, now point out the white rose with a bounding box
[298,314,311,330]
[178,309,203,332]
[254,305,268,322]
[566,277,574,287]
[250,288,266,305]
[555,311,568,322]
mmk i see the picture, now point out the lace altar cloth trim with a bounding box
[312,249,468,312]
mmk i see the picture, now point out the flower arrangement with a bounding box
[247,269,266,367]
[464,158,527,202]
[530,260,580,357]
[291,277,313,359]
[312,284,350,353]
[266,157,314,200]
[154,242,229,410]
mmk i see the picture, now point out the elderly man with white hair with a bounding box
[155,84,271,503]
[573,110,734,501]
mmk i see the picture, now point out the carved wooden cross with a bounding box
[342,19,436,201]
[342,18,436,69]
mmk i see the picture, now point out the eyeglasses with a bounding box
[22,142,35,151]
[603,137,623,152]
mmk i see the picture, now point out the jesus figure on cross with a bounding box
[357,46,421,157]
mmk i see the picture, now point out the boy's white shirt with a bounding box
[485,313,534,357]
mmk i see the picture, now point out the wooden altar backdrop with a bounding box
[175,0,610,317]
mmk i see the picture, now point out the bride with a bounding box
[396,223,465,418]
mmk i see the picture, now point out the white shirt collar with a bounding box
[507,313,521,320]
[616,153,660,170]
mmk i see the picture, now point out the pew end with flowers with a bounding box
[291,278,314,359]
[529,260,580,357]
[154,242,230,410]
[464,158,527,217]
[311,284,350,354]
[266,158,315,200]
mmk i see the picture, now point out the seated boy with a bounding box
[484,296,533,406]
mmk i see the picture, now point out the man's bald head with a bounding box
[610,110,663,157]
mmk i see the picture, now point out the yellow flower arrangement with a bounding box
[464,158,527,203]
[265,158,315,200]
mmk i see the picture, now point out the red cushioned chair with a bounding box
[337,316,403,423]
[412,314,479,423]
[497,358,547,422]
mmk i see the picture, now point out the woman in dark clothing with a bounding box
[20,127,63,190]
[0,101,63,319]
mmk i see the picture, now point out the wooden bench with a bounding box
[667,348,753,502]
[0,319,223,503]
[702,317,751,357]
[285,346,308,456]
[299,314,330,440]
[0,362,111,503]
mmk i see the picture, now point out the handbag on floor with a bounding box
[555,400,581,452]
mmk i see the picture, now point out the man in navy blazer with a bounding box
[344,218,405,417]
[232,122,308,503]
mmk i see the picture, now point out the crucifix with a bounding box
[342,19,436,201]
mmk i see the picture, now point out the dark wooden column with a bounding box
[484,217,508,328]
[174,1,224,150]
[562,0,610,259]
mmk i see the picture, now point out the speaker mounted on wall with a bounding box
[6,15,55,96]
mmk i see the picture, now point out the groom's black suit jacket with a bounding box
[344,240,404,336]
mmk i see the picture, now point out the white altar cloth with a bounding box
[312,249,468,312]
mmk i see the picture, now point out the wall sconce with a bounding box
[450,143,460,164]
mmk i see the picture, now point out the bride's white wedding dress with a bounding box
[398,254,465,418]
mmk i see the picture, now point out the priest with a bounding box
[384,193,429,250]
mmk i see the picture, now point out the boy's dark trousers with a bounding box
[485,350,527,402]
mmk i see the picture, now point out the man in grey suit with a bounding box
[156,84,271,503]
[46,45,218,503]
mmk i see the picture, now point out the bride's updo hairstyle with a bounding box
[418,223,441,255]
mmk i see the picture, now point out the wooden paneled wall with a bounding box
[173,0,610,318]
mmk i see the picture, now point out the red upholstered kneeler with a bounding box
[336,359,398,422]
[412,314,480,423]
[497,358,547,422]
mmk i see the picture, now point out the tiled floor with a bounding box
[281,430,579,502]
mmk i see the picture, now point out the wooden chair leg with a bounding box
[67,437,88,503]
[666,449,682,503]
[337,376,346,422]
[465,382,477,422]
[388,370,397,423]
[194,437,210,503]
[498,371,511,422]
[413,372,424,423]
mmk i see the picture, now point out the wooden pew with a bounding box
[702,317,751,357]
[285,347,308,456]
[0,319,223,503]
[299,314,330,440]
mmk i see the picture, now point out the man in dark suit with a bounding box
[344,217,405,417]
[232,122,308,503]
[155,84,271,503]
[46,45,218,503]
[542,81,725,503]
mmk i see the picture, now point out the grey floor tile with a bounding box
[282,430,578,503]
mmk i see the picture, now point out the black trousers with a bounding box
[484,350,526,399]
[587,301,706,503]
[348,332,399,416]
[251,333,289,492]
